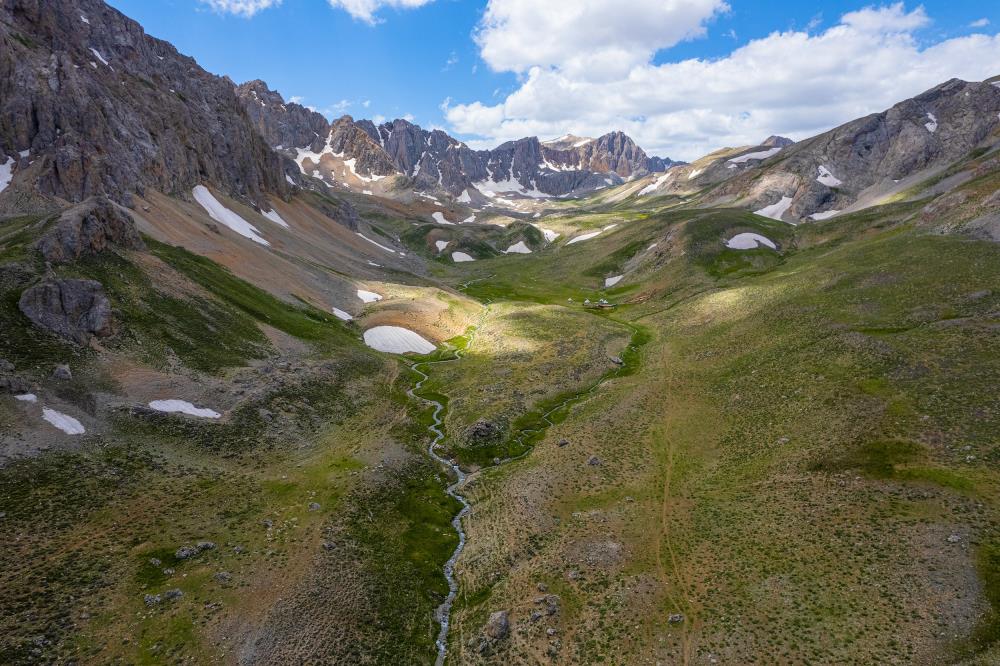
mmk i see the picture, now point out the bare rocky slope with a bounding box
[0,0,289,208]
[676,78,1000,221]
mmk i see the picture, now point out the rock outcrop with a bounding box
[35,196,144,263]
[0,0,288,207]
[18,278,113,345]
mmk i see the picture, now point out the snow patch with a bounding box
[0,157,14,194]
[639,172,673,196]
[816,165,843,187]
[89,47,109,66]
[687,168,703,180]
[261,209,289,228]
[452,252,475,262]
[285,174,296,186]
[566,230,602,245]
[357,289,382,303]
[15,393,37,402]
[457,189,472,204]
[332,307,353,321]
[504,241,532,254]
[725,233,776,250]
[605,275,623,288]
[148,400,221,419]
[80,14,90,24]
[192,185,269,246]
[925,113,938,133]
[435,240,449,252]
[42,408,85,435]
[363,326,436,355]
[727,147,782,164]
[356,233,397,254]
[755,196,794,221]
[462,214,476,224]
[533,225,559,242]
[432,212,453,225]
[809,210,841,221]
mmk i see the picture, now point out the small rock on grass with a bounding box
[52,364,72,381]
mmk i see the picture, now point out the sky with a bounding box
[107,0,1000,161]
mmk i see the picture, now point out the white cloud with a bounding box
[476,0,728,80]
[327,0,435,25]
[971,18,990,28]
[198,0,281,17]
[289,95,306,104]
[445,2,1000,161]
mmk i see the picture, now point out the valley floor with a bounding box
[2,200,1000,665]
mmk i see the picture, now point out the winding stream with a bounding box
[409,288,645,665]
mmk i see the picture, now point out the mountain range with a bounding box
[237,79,679,200]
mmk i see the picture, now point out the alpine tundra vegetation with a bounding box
[2,0,1000,664]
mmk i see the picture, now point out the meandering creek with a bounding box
[409,295,646,665]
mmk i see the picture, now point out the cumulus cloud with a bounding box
[327,0,435,24]
[445,2,1000,160]
[476,0,727,80]
[198,0,282,16]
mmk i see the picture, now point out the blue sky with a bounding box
[107,1,1000,159]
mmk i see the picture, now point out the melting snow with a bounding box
[639,172,673,196]
[809,210,841,221]
[533,225,559,242]
[462,214,476,224]
[357,289,383,303]
[192,185,269,246]
[261,209,289,228]
[452,252,475,262]
[816,165,843,187]
[80,14,90,24]
[688,168,704,180]
[42,408,85,435]
[363,326,436,355]
[435,240,449,252]
[148,400,221,419]
[89,47,109,66]
[285,174,296,186]
[432,212,453,225]
[15,393,37,402]
[648,243,658,251]
[566,230,602,245]
[505,241,532,254]
[755,196,794,221]
[356,232,397,254]
[603,223,618,231]
[605,275,623,287]
[0,157,14,193]
[725,233,777,250]
[925,113,938,133]
[332,307,353,321]
[727,147,782,164]
[457,189,472,203]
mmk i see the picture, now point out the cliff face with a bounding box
[0,0,288,207]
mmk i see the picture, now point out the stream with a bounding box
[409,289,644,665]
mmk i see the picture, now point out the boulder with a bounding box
[35,197,145,264]
[18,280,113,345]
[484,610,510,640]
[51,364,72,380]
